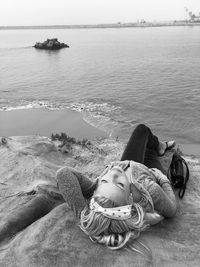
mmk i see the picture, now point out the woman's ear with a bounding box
[130,183,142,202]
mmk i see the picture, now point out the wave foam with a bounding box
[0,101,61,111]
[70,102,123,137]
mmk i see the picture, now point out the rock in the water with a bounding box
[34,38,69,50]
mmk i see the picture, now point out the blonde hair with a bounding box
[80,195,148,251]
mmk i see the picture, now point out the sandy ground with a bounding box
[0,108,107,139]
[0,135,200,267]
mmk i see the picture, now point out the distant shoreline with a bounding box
[1,21,200,30]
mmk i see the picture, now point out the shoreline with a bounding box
[1,21,200,30]
[1,108,200,157]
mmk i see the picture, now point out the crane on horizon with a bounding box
[184,7,200,22]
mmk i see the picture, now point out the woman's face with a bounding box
[94,166,131,206]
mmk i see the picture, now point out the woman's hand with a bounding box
[149,168,170,186]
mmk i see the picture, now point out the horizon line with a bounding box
[1,20,200,30]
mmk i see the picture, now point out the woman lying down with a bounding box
[0,124,177,258]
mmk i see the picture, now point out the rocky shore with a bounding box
[0,135,200,266]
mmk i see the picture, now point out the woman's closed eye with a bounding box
[100,179,108,184]
[117,182,124,188]
[100,179,124,188]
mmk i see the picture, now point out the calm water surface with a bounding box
[0,26,200,143]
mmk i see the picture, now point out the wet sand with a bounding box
[179,144,200,157]
[0,108,107,140]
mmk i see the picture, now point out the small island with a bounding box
[34,38,69,50]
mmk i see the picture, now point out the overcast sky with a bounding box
[0,0,200,26]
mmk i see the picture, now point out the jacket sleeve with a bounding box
[56,166,97,217]
[147,168,177,218]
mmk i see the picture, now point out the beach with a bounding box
[1,106,200,158]
[0,108,107,140]
[1,107,200,159]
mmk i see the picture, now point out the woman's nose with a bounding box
[108,173,119,183]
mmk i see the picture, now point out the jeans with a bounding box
[121,124,164,173]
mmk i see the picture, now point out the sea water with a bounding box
[0,26,200,144]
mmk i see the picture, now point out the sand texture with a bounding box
[0,135,200,267]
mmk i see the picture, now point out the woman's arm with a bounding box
[147,168,177,218]
[56,167,97,217]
